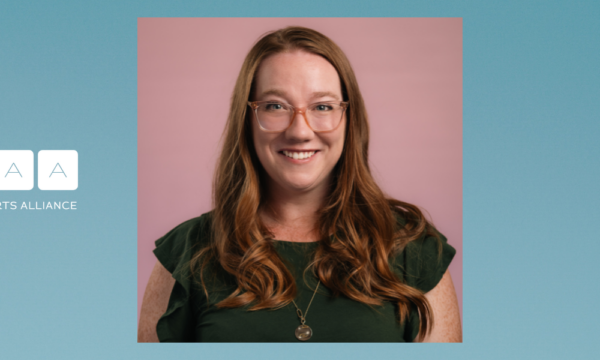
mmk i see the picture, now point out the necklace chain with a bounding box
[291,281,320,325]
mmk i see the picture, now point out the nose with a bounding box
[285,108,314,141]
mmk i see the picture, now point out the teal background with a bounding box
[1,0,599,359]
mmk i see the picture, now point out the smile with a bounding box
[281,150,317,160]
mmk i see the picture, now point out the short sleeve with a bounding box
[153,213,210,342]
[391,225,456,342]
[392,228,456,294]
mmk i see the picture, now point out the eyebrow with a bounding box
[259,89,287,98]
[258,89,341,101]
[310,91,341,101]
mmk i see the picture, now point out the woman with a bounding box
[138,26,461,342]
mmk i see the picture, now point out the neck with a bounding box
[260,178,329,243]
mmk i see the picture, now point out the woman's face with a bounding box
[252,50,346,196]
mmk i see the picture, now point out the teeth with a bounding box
[282,151,316,160]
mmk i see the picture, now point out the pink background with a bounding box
[138,18,462,320]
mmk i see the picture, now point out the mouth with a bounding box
[280,150,318,160]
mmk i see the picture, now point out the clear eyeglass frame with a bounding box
[248,100,349,133]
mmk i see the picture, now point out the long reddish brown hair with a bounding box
[191,26,440,341]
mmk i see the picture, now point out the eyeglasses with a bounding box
[248,101,348,133]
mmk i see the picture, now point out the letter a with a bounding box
[5,163,22,177]
[49,163,67,178]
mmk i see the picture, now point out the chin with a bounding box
[283,181,315,192]
[280,175,319,192]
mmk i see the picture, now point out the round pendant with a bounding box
[295,324,312,341]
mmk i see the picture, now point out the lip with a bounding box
[278,149,320,152]
[278,149,319,163]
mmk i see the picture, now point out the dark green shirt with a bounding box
[154,212,455,342]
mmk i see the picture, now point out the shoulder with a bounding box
[153,211,214,274]
[145,212,214,343]
[158,211,213,242]
[390,213,456,294]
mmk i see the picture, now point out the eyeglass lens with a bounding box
[256,102,344,132]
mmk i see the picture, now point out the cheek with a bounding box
[320,132,345,171]
[252,122,275,166]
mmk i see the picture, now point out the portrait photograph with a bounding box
[137,18,463,342]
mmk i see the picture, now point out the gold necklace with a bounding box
[291,280,320,341]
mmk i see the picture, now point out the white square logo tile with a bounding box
[0,150,34,190]
[38,150,78,190]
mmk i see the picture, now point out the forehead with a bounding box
[254,50,342,99]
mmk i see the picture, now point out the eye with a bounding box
[314,104,334,111]
[264,102,285,111]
